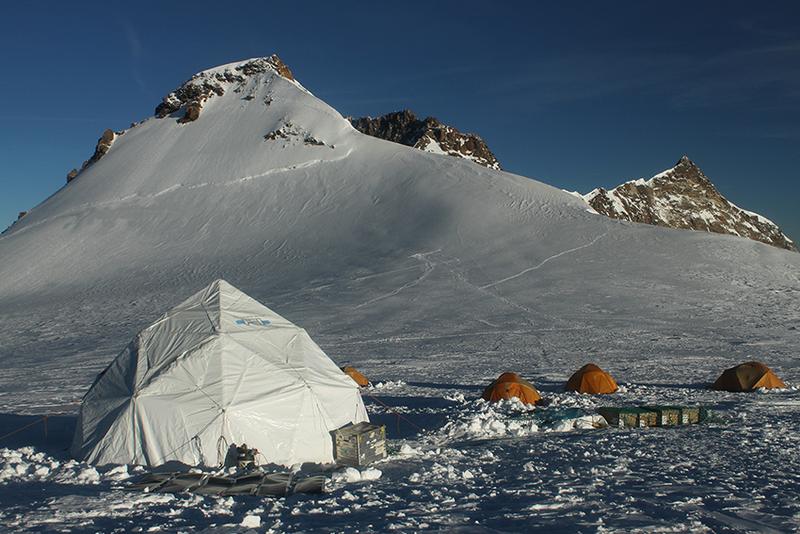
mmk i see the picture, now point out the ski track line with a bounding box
[480,231,608,289]
[332,329,530,345]
[354,249,441,309]
[0,149,355,242]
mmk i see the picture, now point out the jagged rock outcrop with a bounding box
[155,55,295,124]
[584,156,796,251]
[66,129,119,183]
[2,211,28,234]
[349,110,500,170]
[87,129,116,166]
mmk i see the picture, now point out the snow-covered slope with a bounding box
[1,56,799,531]
[584,156,797,251]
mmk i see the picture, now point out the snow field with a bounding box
[1,379,799,532]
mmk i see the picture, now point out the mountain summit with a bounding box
[154,55,297,123]
[584,156,796,251]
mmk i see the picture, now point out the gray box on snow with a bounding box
[333,422,387,466]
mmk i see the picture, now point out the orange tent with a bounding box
[481,372,541,405]
[712,361,786,392]
[341,366,370,387]
[565,363,618,394]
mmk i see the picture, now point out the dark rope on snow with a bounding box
[363,391,425,433]
[0,416,49,442]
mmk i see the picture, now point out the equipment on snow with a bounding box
[333,422,387,467]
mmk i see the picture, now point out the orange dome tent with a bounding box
[565,363,619,394]
[341,366,370,387]
[481,372,541,405]
[712,361,786,392]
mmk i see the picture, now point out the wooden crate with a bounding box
[597,407,658,428]
[333,422,387,467]
[641,406,703,426]
[643,405,682,426]
[682,407,703,424]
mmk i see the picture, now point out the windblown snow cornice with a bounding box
[584,156,796,251]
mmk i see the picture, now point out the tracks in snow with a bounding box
[1,149,355,242]
[354,249,441,309]
[481,232,608,289]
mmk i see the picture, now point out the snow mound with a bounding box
[331,466,382,485]
[433,398,539,442]
[0,447,137,486]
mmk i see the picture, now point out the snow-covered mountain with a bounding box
[1,55,799,532]
[2,53,798,395]
[584,156,796,251]
[349,109,500,169]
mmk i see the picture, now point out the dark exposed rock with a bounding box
[155,80,225,120]
[87,129,116,165]
[177,103,202,124]
[264,129,288,141]
[155,55,295,124]
[584,156,796,251]
[154,100,181,119]
[349,110,500,170]
[1,211,28,234]
[65,129,120,184]
[237,55,294,81]
[268,56,294,81]
[303,135,325,146]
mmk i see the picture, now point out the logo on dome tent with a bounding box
[233,318,272,327]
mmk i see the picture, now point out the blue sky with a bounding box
[1,1,798,240]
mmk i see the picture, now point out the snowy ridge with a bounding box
[415,125,499,169]
[583,156,796,251]
[349,110,501,169]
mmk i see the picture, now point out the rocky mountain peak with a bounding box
[349,110,500,170]
[154,55,298,124]
[646,155,717,194]
[584,157,796,251]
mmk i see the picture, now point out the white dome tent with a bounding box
[71,279,368,467]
